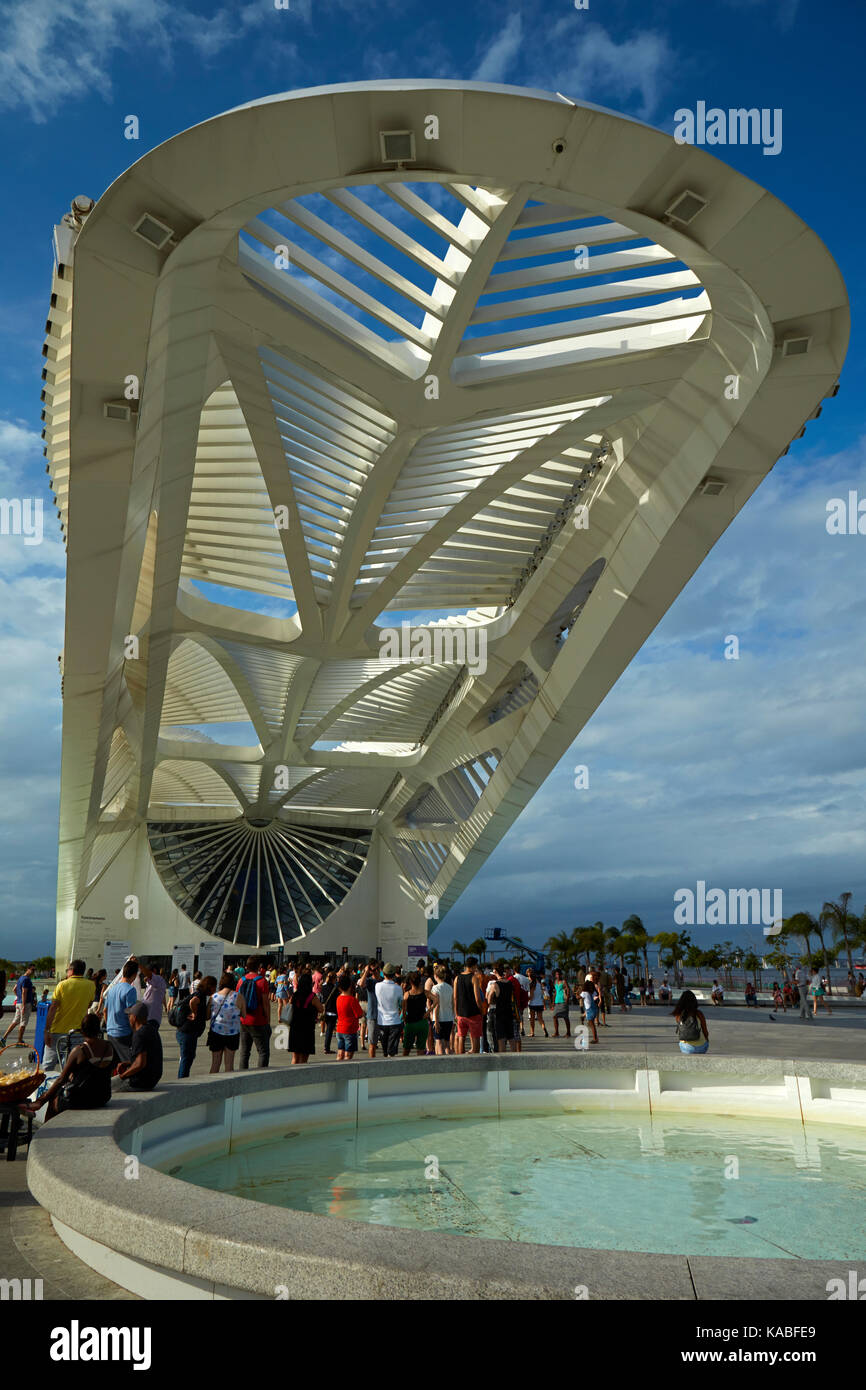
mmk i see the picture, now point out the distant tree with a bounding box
[788,911,834,994]
[605,927,622,967]
[451,940,469,963]
[468,937,487,962]
[821,893,855,981]
[685,944,706,985]
[584,924,607,970]
[785,912,816,964]
[543,932,572,970]
[623,915,651,984]
[743,951,763,989]
[615,934,641,978]
[765,945,791,982]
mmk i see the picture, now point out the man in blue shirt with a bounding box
[104,960,139,1063]
[2,965,36,1047]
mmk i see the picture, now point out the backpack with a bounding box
[172,992,208,1035]
[238,974,264,1015]
[676,1013,702,1043]
[511,976,529,1010]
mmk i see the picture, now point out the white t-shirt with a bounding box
[375,979,404,1026]
[430,981,453,1023]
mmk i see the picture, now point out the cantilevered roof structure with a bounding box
[45,81,848,967]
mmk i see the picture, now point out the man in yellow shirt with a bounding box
[44,959,95,1067]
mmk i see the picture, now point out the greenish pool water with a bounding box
[165,1111,866,1259]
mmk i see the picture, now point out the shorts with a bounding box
[585,1008,598,1023]
[529,1004,544,1016]
[12,1003,31,1028]
[434,1021,453,1042]
[404,1020,428,1051]
[208,1031,240,1051]
[456,1015,483,1040]
[678,1040,709,1054]
[108,1035,133,1064]
[366,1019,379,1047]
[336,1032,358,1053]
[489,1010,519,1042]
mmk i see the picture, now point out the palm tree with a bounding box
[623,915,651,984]
[570,927,593,968]
[743,951,762,989]
[821,893,855,981]
[785,912,815,963]
[788,911,834,994]
[583,924,607,970]
[544,932,572,970]
[653,932,679,981]
[615,933,640,980]
[468,937,487,963]
[451,940,469,963]
[605,926,623,968]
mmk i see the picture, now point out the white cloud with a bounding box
[434,439,866,948]
[472,12,524,85]
[0,418,42,460]
[0,0,271,121]
[540,19,673,120]
[470,13,673,121]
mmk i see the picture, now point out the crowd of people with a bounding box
[2,950,856,1123]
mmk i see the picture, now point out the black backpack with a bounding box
[173,991,208,1035]
[676,1013,702,1043]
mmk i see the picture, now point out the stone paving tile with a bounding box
[2,1003,863,1298]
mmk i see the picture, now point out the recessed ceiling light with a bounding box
[781,335,811,356]
[699,476,727,497]
[665,189,707,224]
[379,130,416,164]
[132,213,175,250]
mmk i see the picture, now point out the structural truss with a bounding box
[46,82,848,958]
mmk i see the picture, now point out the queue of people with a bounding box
[10,947,858,1125]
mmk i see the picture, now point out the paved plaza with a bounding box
[2,1000,863,1299]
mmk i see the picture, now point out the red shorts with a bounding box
[456,1015,483,1039]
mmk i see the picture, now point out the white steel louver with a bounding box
[147,820,372,946]
[51,83,846,967]
[238,184,709,382]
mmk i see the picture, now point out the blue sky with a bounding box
[0,0,864,958]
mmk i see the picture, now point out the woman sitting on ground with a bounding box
[672,990,710,1055]
[25,1013,114,1120]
